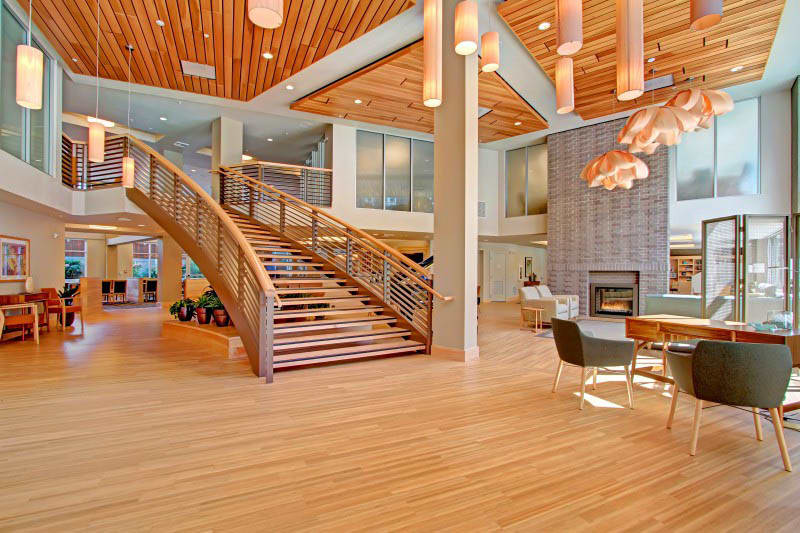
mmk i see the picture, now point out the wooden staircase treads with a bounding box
[274,286,360,294]
[272,316,397,333]
[273,340,425,366]
[257,253,313,260]
[268,270,337,276]
[262,261,325,267]
[274,327,410,350]
[271,278,349,285]
[274,306,383,319]
[278,295,371,305]
[251,245,302,252]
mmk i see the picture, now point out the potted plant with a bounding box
[195,292,214,325]
[169,298,196,322]
[203,288,229,327]
[57,285,79,327]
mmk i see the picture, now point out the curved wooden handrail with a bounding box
[227,161,332,174]
[127,136,280,307]
[217,165,451,302]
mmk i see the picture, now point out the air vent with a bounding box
[644,73,674,92]
[180,60,216,80]
[478,201,487,218]
[173,141,190,149]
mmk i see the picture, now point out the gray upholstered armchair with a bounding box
[551,318,635,410]
[665,340,793,471]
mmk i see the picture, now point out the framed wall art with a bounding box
[0,236,30,282]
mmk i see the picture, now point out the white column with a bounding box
[211,116,243,201]
[431,0,479,362]
[157,235,183,303]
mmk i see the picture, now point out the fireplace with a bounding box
[590,283,639,318]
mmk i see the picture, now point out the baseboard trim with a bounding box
[431,344,480,362]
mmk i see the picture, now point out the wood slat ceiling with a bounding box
[290,40,549,142]
[20,0,416,101]
[498,0,785,119]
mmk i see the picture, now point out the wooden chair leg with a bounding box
[592,367,598,390]
[690,399,703,456]
[752,408,763,441]
[666,389,679,429]
[579,367,587,410]
[79,312,85,335]
[552,360,564,393]
[624,365,634,409]
[769,408,792,472]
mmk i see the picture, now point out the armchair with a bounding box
[519,285,578,324]
[43,288,85,334]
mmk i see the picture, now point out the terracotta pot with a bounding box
[177,306,193,322]
[196,307,212,325]
[212,309,229,327]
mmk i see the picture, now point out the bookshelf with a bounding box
[670,255,702,294]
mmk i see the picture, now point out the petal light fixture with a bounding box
[480,31,499,73]
[88,0,104,163]
[618,106,700,154]
[454,0,478,55]
[16,0,43,110]
[555,57,574,114]
[665,88,733,130]
[248,0,283,29]
[616,0,644,101]
[580,150,649,191]
[690,0,722,31]
[556,0,582,56]
[423,0,442,107]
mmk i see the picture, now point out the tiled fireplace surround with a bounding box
[546,118,669,317]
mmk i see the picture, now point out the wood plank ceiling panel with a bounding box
[498,0,786,119]
[19,0,415,101]
[290,41,549,143]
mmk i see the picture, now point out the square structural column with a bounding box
[431,0,479,362]
[211,116,243,202]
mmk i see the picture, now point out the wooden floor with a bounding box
[1,303,798,531]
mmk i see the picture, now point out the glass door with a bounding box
[702,216,740,320]
[742,215,789,324]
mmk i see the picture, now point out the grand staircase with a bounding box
[71,134,449,382]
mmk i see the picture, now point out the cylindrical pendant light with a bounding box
[690,0,722,31]
[122,44,134,188]
[16,0,43,110]
[88,0,104,163]
[454,1,478,56]
[480,31,499,72]
[556,0,583,56]
[423,0,442,107]
[555,57,574,114]
[616,0,644,101]
[248,0,283,29]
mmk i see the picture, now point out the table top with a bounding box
[629,314,800,338]
[0,302,38,311]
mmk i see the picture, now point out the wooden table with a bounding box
[626,314,800,412]
[521,307,543,332]
[0,303,39,344]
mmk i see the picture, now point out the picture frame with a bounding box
[524,257,533,277]
[0,235,30,282]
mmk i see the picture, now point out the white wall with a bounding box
[669,89,792,240]
[0,200,65,295]
[478,242,547,302]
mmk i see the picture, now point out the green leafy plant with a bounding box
[58,285,79,299]
[201,287,224,310]
[169,298,196,319]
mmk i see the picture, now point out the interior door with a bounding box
[489,251,506,302]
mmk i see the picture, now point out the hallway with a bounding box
[1,305,798,530]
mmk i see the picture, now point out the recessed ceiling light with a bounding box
[267,138,273,142]
[647,57,655,63]
[203,33,209,38]
[72,57,78,62]
[191,169,196,172]
[514,121,522,126]
[137,224,146,227]
[354,99,362,104]
[286,84,294,90]
[89,225,117,230]
[242,154,254,161]
[730,65,744,72]
[159,116,167,121]
[117,217,131,222]
[262,52,273,59]
[155,19,165,27]
[87,116,115,127]
[538,21,550,30]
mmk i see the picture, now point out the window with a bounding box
[676,97,760,201]
[64,238,87,281]
[356,130,434,213]
[181,253,203,279]
[132,241,159,278]
[505,143,548,218]
[0,5,52,173]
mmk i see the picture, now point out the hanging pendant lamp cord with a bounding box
[27,0,31,46]
[127,46,132,135]
[95,0,100,119]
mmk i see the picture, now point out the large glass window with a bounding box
[676,97,760,201]
[181,253,203,279]
[356,130,434,213]
[0,5,52,173]
[132,241,159,278]
[64,238,87,282]
[506,143,548,218]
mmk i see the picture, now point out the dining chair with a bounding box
[665,340,792,471]
[42,287,85,335]
[551,318,635,410]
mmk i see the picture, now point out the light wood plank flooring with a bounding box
[0,303,798,531]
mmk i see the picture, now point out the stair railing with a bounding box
[122,136,280,381]
[61,133,126,190]
[217,165,451,353]
[226,161,332,207]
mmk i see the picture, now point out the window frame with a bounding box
[675,96,761,201]
[505,142,548,218]
[64,237,87,281]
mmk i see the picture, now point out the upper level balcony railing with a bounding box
[61,134,126,190]
[227,161,332,208]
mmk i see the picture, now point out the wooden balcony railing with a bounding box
[228,161,332,207]
[218,166,450,350]
[61,133,127,190]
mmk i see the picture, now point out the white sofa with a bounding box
[519,285,579,323]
